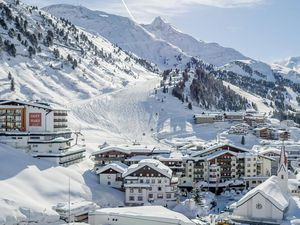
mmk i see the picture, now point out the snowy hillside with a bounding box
[0,143,124,224]
[43,5,300,85]
[43,4,192,70]
[220,59,276,82]
[0,0,157,105]
[143,17,248,67]
[275,56,300,73]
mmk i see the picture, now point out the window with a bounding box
[130,188,134,193]
[107,181,111,185]
[138,188,142,193]
[256,203,262,209]
[149,187,152,191]
[30,136,40,140]
[166,194,172,199]
[157,194,163,199]
[149,194,153,198]
[151,179,155,184]
[107,175,111,179]
[140,179,144,183]
[129,196,134,201]
[158,187,162,191]
[158,179,162,183]
[138,196,143,201]
[146,179,150,184]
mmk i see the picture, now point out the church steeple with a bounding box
[277,144,288,192]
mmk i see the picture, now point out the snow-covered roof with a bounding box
[123,159,173,178]
[235,176,289,211]
[92,144,170,155]
[224,112,245,116]
[53,200,98,216]
[259,147,281,156]
[203,150,237,161]
[96,162,128,174]
[154,151,183,161]
[91,206,195,225]
[0,99,67,111]
[194,113,221,118]
[191,143,250,158]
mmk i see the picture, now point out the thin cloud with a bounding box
[105,0,266,22]
[23,0,266,23]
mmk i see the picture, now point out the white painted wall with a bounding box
[99,173,123,189]
[233,192,283,221]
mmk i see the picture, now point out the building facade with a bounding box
[231,146,290,224]
[184,143,272,189]
[0,100,85,166]
[96,162,128,189]
[122,159,177,206]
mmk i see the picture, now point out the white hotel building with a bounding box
[0,100,85,166]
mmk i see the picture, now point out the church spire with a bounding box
[278,144,288,170]
[277,143,288,192]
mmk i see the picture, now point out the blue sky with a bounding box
[23,0,299,62]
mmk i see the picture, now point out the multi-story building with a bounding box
[122,159,178,206]
[254,127,290,140]
[194,113,224,124]
[184,143,273,189]
[96,162,128,189]
[92,144,170,167]
[0,100,85,166]
[124,151,185,178]
[223,112,245,122]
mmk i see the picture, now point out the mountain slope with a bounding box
[43,4,192,70]
[142,17,248,67]
[275,56,300,73]
[43,4,300,84]
[0,0,156,105]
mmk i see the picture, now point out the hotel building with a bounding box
[0,100,85,166]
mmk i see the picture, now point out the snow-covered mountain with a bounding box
[0,0,156,105]
[142,17,248,67]
[220,59,276,82]
[43,4,192,70]
[275,56,300,73]
[43,4,300,84]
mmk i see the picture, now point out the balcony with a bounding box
[54,119,68,122]
[54,124,68,129]
[54,112,68,116]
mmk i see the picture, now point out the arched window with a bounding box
[281,175,284,180]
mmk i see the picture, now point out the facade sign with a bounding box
[29,113,42,126]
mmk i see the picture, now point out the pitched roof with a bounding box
[92,145,170,156]
[0,99,67,111]
[92,206,194,225]
[123,159,172,178]
[235,176,289,211]
[96,162,128,174]
[191,143,250,158]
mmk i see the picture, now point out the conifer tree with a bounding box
[10,78,15,91]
